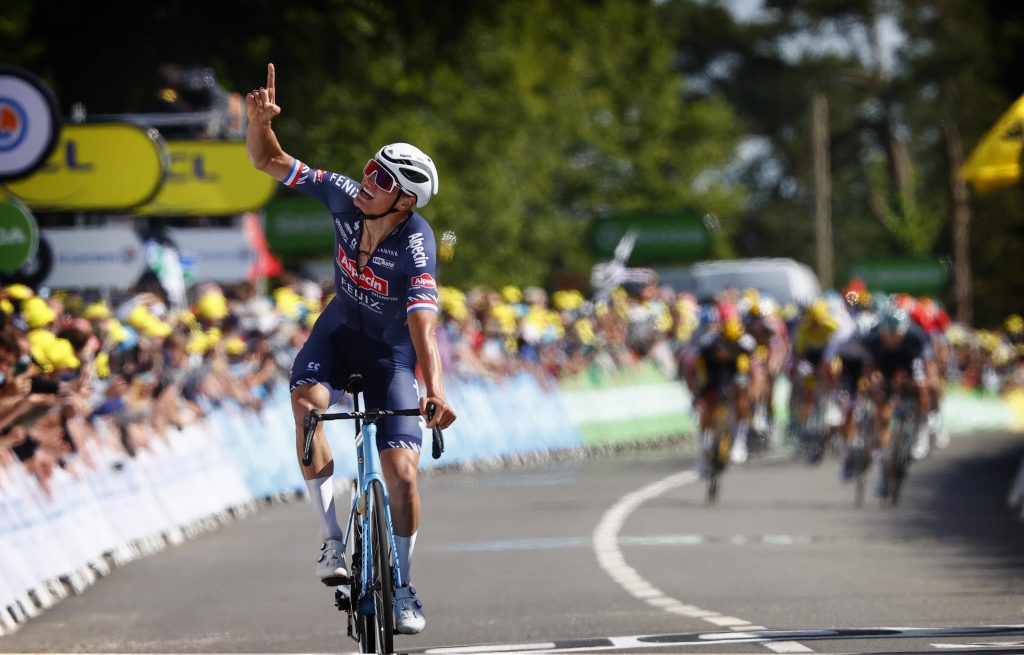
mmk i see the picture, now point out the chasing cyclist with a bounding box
[246,63,456,635]
[863,302,931,494]
[684,305,756,469]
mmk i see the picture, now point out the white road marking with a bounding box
[765,642,815,653]
[591,470,813,653]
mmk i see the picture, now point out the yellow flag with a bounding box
[960,93,1024,194]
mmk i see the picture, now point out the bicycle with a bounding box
[301,374,444,654]
[880,384,917,508]
[845,390,877,508]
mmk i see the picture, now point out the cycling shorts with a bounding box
[290,310,423,453]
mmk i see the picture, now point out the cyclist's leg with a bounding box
[731,378,751,463]
[364,345,427,634]
[289,313,349,583]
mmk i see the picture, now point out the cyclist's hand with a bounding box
[246,63,281,126]
[421,395,456,429]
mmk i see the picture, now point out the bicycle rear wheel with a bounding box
[368,480,395,654]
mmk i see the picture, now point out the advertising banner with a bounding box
[166,227,255,283]
[590,213,711,264]
[3,124,167,211]
[0,200,39,272]
[42,226,145,289]
[133,141,276,216]
[844,257,950,295]
[263,194,333,253]
[0,66,61,181]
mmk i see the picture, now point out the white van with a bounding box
[655,258,822,306]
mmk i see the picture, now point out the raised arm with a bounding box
[245,63,296,180]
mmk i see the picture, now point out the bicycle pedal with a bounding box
[335,588,351,611]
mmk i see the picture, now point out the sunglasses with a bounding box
[363,159,400,194]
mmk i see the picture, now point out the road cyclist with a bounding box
[245,63,457,636]
[862,301,932,505]
[682,303,756,499]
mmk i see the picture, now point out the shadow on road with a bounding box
[882,431,1024,571]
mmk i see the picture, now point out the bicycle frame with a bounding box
[347,412,407,600]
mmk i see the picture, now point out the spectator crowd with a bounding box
[0,271,1022,496]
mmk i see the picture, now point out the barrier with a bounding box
[0,372,582,634]
[559,362,695,446]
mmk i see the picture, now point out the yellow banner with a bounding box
[133,141,277,216]
[960,93,1024,195]
[1,123,167,210]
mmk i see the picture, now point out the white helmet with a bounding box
[374,142,439,208]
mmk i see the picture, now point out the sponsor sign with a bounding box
[0,200,39,272]
[4,123,168,211]
[589,213,710,264]
[134,141,277,216]
[166,227,256,283]
[42,226,145,289]
[263,194,333,252]
[0,66,61,181]
[844,257,950,295]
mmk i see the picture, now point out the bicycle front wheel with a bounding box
[368,480,395,654]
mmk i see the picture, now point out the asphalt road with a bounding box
[2,431,1023,654]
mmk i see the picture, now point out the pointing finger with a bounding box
[267,63,276,103]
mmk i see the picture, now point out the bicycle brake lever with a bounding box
[426,402,444,460]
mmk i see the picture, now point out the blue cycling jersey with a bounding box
[281,159,440,347]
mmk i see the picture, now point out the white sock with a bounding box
[306,476,343,541]
[395,533,417,585]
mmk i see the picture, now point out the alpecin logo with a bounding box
[338,252,389,295]
[407,233,429,269]
[410,273,436,289]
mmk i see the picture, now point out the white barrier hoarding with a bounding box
[166,227,255,283]
[42,226,145,289]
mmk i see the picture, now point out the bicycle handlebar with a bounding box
[301,404,445,467]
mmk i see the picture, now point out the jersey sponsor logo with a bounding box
[378,248,399,257]
[338,252,390,295]
[338,276,384,313]
[372,255,395,269]
[407,232,429,269]
[340,220,354,237]
[306,361,321,371]
[410,273,436,289]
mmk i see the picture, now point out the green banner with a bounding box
[589,213,710,264]
[0,200,38,272]
[264,194,334,253]
[844,257,950,295]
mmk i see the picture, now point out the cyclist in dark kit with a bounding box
[246,63,456,635]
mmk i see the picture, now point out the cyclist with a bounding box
[863,302,931,493]
[789,298,840,462]
[246,63,456,635]
[684,305,755,469]
[744,298,788,442]
[908,296,952,454]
